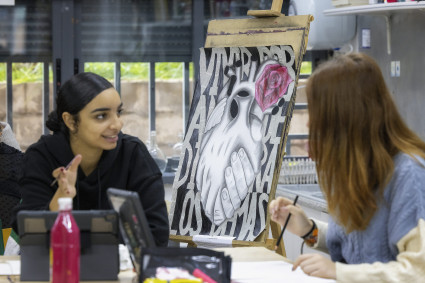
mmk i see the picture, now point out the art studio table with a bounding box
[1,247,335,283]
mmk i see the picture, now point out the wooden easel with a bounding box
[169,0,313,257]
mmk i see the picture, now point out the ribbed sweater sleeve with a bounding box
[336,219,425,283]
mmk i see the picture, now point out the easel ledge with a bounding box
[170,234,280,251]
[205,14,313,67]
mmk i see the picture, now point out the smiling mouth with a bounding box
[103,135,118,142]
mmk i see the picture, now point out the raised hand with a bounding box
[49,154,82,211]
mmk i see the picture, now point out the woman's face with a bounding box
[71,88,123,152]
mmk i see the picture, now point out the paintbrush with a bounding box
[275,195,299,250]
[50,155,79,187]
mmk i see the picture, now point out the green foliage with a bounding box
[0,63,52,83]
[84,62,194,81]
[0,60,306,83]
[0,63,5,82]
[0,62,194,83]
[155,62,182,80]
[83,62,115,80]
[300,61,312,75]
[121,63,149,81]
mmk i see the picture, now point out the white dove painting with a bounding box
[169,46,298,241]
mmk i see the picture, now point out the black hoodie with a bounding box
[15,131,169,246]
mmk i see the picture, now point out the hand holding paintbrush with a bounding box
[269,195,315,249]
[49,154,82,211]
[50,155,82,187]
[274,195,298,250]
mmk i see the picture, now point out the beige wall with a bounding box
[352,12,425,140]
[0,81,192,157]
[0,79,308,157]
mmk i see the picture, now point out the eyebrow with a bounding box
[90,103,123,113]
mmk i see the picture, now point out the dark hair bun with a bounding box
[45,111,61,132]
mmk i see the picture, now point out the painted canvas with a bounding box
[169,45,297,241]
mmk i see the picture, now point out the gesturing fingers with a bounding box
[51,154,82,183]
[52,167,64,180]
[57,169,73,196]
[68,154,82,172]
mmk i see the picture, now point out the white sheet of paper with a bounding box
[0,260,20,275]
[192,235,235,248]
[231,261,336,283]
[0,0,15,5]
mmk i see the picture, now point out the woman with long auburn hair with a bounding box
[270,53,425,281]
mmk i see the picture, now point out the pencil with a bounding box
[50,155,78,187]
[274,195,299,250]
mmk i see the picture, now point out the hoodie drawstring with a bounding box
[75,167,102,209]
[97,168,101,209]
[76,181,80,209]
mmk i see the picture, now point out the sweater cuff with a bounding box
[336,261,393,283]
[313,219,328,253]
[335,262,368,282]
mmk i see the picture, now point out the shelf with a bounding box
[324,2,425,16]
[276,184,327,212]
[324,2,425,55]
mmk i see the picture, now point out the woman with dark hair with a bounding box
[270,53,425,281]
[16,72,169,246]
[0,122,23,230]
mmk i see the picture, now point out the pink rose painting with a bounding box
[255,64,293,112]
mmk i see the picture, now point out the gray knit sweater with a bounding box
[326,153,425,264]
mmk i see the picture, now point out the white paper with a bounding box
[0,260,20,275]
[192,235,235,248]
[361,29,371,48]
[0,0,15,6]
[231,261,336,283]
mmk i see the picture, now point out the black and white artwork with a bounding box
[169,45,297,241]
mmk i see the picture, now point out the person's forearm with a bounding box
[49,192,60,211]
[49,185,76,211]
[336,219,425,283]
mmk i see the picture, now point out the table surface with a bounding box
[1,247,286,283]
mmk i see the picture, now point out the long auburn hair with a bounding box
[306,53,425,232]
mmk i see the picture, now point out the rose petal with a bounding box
[255,64,293,112]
